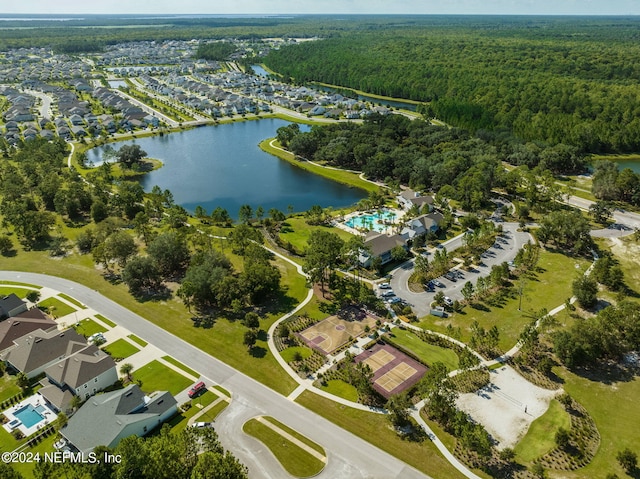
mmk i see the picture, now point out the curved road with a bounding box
[0,271,429,479]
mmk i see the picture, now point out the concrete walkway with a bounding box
[254,416,327,462]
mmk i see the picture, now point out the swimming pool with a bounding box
[13,404,46,429]
[345,209,398,232]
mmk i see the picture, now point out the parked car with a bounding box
[388,297,402,304]
[87,333,106,345]
[443,296,453,307]
[381,290,396,298]
[191,422,212,428]
[187,381,206,398]
[379,282,391,289]
[432,279,445,288]
[444,271,457,282]
[423,280,435,292]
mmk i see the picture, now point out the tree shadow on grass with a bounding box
[249,346,267,358]
[470,302,490,312]
[573,362,637,385]
[191,315,217,329]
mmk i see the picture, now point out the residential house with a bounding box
[39,344,117,412]
[61,384,177,455]
[359,232,408,267]
[1,328,87,378]
[400,212,444,242]
[0,308,57,353]
[397,189,434,212]
[0,294,28,319]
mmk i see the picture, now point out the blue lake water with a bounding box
[250,65,270,77]
[87,119,366,218]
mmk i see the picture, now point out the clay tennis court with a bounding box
[355,343,427,398]
[298,310,378,355]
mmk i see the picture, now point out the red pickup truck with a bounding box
[187,381,206,398]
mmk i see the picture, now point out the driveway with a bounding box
[0,271,429,479]
[390,223,532,317]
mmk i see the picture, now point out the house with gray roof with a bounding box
[398,189,434,212]
[0,308,56,353]
[359,232,408,268]
[400,212,444,241]
[61,384,177,455]
[40,344,117,412]
[1,328,87,378]
[0,294,27,319]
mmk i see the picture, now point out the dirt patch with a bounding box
[456,365,560,449]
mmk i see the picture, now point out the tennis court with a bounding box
[355,343,427,398]
[298,310,378,355]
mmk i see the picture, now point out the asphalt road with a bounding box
[566,195,640,231]
[390,223,532,317]
[0,271,429,479]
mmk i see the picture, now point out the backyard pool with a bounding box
[344,209,398,232]
[14,404,47,429]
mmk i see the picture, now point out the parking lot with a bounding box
[388,222,533,317]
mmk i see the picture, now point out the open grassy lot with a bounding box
[278,215,354,255]
[560,370,640,478]
[74,318,108,337]
[37,296,76,318]
[132,360,192,396]
[418,250,590,352]
[280,346,314,363]
[514,399,570,463]
[103,338,139,359]
[0,373,20,403]
[162,356,199,378]
[243,417,325,478]
[296,391,467,479]
[385,328,459,371]
[0,287,31,298]
[0,248,302,396]
[318,379,358,402]
[260,138,378,193]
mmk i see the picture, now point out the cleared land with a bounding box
[133,360,192,396]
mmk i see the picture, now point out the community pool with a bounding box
[13,404,47,429]
[345,209,398,232]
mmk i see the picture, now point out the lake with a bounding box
[250,65,270,77]
[86,119,366,218]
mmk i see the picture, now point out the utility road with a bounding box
[0,271,429,479]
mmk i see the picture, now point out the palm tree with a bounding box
[119,363,134,382]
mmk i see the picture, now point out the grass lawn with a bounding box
[297,295,331,321]
[243,417,325,478]
[0,287,32,298]
[162,356,199,378]
[127,333,148,347]
[11,432,56,478]
[103,338,140,359]
[560,370,640,478]
[95,313,117,328]
[0,373,20,403]
[606,235,640,301]
[280,346,314,363]
[296,391,467,479]
[263,416,326,456]
[0,281,41,289]
[0,249,301,396]
[318,379,359,402]
[133,360,192,396]
[37,296,76,318]
[418,250,589,352]
[278,215,354,255]
[59,293,86,309]
[73,318,108,337]
[385,328,459,371]
[514,399,570,463]
[213,385,231,398]
[166,390,220,433]
[259,138,378,193]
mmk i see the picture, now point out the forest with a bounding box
[264,17,640,153]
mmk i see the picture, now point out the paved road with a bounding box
[390,223,532,317]
[0,271,429,479]
[566,195,640,231]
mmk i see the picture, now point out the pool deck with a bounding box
[2,393,57,437]
[336,208,404,236]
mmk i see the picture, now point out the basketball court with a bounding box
[299,311,378,355]
[355,343,427,398]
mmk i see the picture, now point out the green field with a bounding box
[296,391,467,479]
[278,215,354,255]
[133,360,192,396]
[386,328,459,371]
[514,399,570,463]
[74,318,108,337]
[103,338,140,359]
[418,250,590,352]
[318,379,359,402]
[243,417,325,478]
[280,346,314,363]
[162,356,199,378]
[37,296,76,318]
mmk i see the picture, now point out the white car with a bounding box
[381,290,396,298]
[87,333,106,345]
[379,282,391,289]
[443,296,453,307]
[191,422,212,428]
